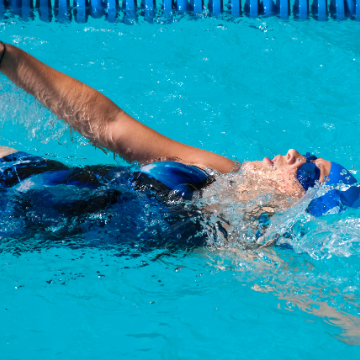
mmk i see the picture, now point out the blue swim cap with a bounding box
[307,161,360,217]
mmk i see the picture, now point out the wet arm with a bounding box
[0,43,236,173]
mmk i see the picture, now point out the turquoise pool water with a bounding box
[1,12,360,359]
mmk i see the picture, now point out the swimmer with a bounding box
[0,42,358,216]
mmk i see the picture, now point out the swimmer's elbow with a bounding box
[99,110,132,159]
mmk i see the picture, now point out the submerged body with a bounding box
[0,150,293,250]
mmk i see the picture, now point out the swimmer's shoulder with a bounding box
[0,146,17,159]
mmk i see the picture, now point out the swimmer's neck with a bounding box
[0,146,17,158]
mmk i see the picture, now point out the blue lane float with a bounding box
[123,0,136,18]
[0,0,4,19]
[357,0,360,20]
[344,0,355,16]
[21,0,33,20]
[162,0,173,15]
[209,0,223,15]
[312,0,328,20]
[227,0,241,15]
[9,0,22,8]
[9,0,22,15]
[175,0,188,12]
[293,0,309,19]
[190,0,203,13]
[244,0,259,17]
[73,0,87,22]
[276,0,290,18]
[36,0,52,22]
[330,0,345,18]
[55,0,71,22]
[141,0,155,20]
[2,0,360,22]
[105,0,117,22]
[260,0,275,16]
[9,0,22,7]
[90,0,104,17]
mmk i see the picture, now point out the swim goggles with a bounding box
[296,152,320,191]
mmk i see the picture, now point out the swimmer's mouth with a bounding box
[264,157,274,166]
[264,155,280,167]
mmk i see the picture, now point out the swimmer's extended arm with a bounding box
[0,43,236,173]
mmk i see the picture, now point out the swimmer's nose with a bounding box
[286,149,302,165]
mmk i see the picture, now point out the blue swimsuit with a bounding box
[0,152,212,198]
[0,152,211,252]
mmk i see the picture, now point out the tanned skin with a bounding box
[0,43,237,173]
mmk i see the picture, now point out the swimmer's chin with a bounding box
[240,160,305,201]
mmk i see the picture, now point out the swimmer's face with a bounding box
[243,149,331,198]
